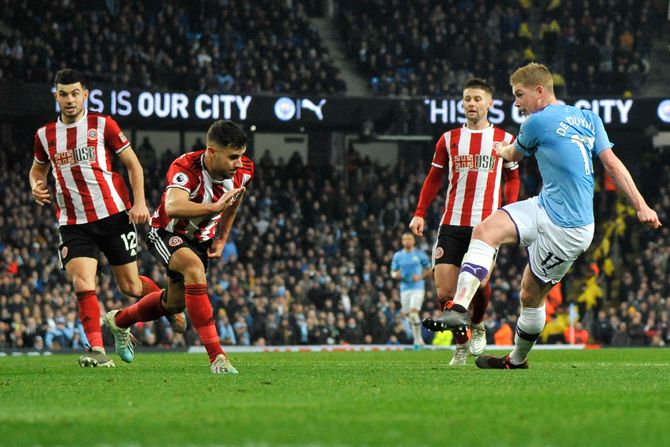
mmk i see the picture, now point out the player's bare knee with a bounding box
[118,278,143,298]
[181,265,206,284]
[70,275,95,293]
[519,289,544,308]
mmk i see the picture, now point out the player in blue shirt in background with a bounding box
[423,62,661,368]
[391,233,432,349]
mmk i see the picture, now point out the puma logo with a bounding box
[301,99,326,120]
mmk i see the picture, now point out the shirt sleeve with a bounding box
[391,253,399,271]
[591,112,614,155]
[33,131,49,164]
[514,115,540,156]
[165,158,198,194]
[103,116,131,154]
[431,133,448,169]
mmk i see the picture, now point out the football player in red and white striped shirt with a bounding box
[105,120,252,374]
[29,69,161,368]
[409,78,520,364]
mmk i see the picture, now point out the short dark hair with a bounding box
[463,78,494,96]
[54,68,87,89]
[207,120,247,149]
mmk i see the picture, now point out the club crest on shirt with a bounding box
[492,141,501,153]
[87,129,97,140]
[172,173,188,186]
[434,247,444,259]
[169,236,184,247]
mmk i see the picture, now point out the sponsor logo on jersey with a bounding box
[453,153,496,171]
[169,236,184,247]
[54,146,97,167]
[118,131,127,143]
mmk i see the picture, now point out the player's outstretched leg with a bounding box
[475,354,528,369]
[184,283,238,374]
[422,301,471,335]
[104,310,136,363]
[78,347,116,368]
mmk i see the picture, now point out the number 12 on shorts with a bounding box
[121,231,138,253]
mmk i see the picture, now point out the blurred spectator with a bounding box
[0,0,346,95]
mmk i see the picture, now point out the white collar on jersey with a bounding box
[57,108,89,127]
[461,122,493,133]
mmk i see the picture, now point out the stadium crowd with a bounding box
[337,0,662,97]
[1,135,668,351]
[0,0,346,95]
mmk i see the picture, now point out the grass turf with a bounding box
[1,348,669,447]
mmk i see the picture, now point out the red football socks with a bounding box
[139,275,161,297]
[76,290,103,348]
[115,290,168,328]
[185,283,223,362]
[471,283,492,325]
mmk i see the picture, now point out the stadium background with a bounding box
[1,0,670,354]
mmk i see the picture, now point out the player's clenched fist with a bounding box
[637,207,662,229]
[409,216,425,237]
[128,202,151,224]
[32,180,51,206]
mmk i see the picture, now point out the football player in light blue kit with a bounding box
[424,63,661,368]
[391,233,432,348]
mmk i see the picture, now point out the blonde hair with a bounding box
[509,62,554,93]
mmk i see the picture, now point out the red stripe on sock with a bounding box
[185,283,223,362]
[76,290,103,348]
[115,290,168,328]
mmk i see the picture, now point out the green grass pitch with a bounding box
[1,348,669,447]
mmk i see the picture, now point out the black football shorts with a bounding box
[147,227,210,283]
[58,211,138,268]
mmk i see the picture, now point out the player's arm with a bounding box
[411,135,447,237]
[165,186,245,219]
[390,255,401,279]
[117,148,150,224]
[29,160,51,206]
[498,143,524,162]
[598,148,661,228]
[208,190,246,259]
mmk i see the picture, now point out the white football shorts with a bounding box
[501,197,594,284]
[400,289,425,312]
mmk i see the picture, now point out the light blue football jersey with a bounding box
[514,104,613,227]
[391,248,431,292]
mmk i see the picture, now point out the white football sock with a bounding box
[510,305,546,365]
[453,239,496,309]
[409,312,424,344]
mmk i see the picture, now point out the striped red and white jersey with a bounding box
[432,125,517,227]
[151,150,254,243]
[33,110,131,226]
